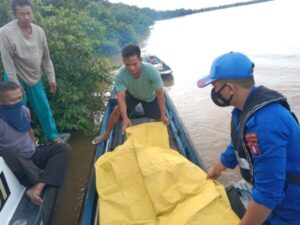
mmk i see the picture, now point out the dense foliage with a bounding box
[0,0,158,136]
[0,0,113,136]
[35,2,111,134]
[86,2,153,55]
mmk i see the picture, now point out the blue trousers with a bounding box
[4,73,59,140]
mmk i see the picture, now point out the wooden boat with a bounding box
[143,55,173,78]
[78,91,249,225]
[0,133,70,225]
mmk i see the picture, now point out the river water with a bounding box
[52,1,300,224]
[142,0,300,183]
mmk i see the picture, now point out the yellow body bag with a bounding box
[95,122,240,225]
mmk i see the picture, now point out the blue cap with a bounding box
[197,52,254,88]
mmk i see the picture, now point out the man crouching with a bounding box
[0,81,70,205]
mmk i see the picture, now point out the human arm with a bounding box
[155,88,169,125]
[240,107,290,224]
[207,142,237,179]
[49,82,57,93]
[0,31,20,85]
[148,64,168,125]
[28,128,36,145]
[238,200,271,225]
[24,107,35,144]
[115,69,132,134]
[242,123,286,222]
[206,161,227,179]
[40,29,56,93]
[117,91,132,134]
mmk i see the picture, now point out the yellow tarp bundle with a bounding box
[95,122,239,225]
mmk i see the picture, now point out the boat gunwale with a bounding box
[78,92,205,225]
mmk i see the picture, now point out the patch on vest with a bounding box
[245,132,261,156]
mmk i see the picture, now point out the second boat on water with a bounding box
[143,55,173,78]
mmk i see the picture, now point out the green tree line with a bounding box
[0,0,154,137]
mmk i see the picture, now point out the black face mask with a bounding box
[211,84,233,107]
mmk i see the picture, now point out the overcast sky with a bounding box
[108,0,251,10]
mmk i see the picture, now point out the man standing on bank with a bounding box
[93,45,169,144]
[197,51,300,225]
[0,0,61,143]
[0,81,70,206]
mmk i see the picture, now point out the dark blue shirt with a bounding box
[220,87,300,223]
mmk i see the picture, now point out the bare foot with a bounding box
[26,183,45,206]
[52,137,62,144]
[92,134,108,145]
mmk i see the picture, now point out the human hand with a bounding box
[122,117,132,134]
[206,162,226,180]
[161,114,169,126]
[50,82,57,93]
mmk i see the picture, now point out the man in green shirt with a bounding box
[93,45,169,144]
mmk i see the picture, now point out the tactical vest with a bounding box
[231,86,299,185]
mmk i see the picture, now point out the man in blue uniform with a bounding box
[197,51,300,225]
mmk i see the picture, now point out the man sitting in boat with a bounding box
[93,45,169,144]
[0,81,70,206]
